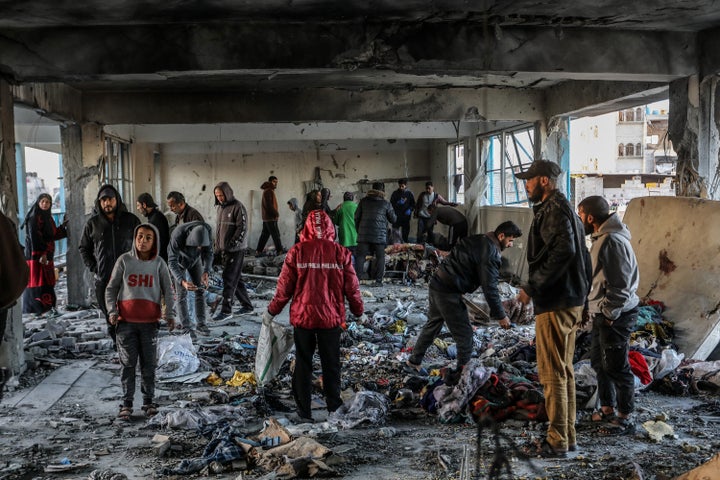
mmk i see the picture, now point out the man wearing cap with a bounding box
[514,160,591,458]
[415,181,455,244]
[137,193,170,261]
[390,178,416,243]
[167,221,214,337]
[256,176,285,256]
[166,191,204,227]
[80,184,140,348]
[354,182,396,286]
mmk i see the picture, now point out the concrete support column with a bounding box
[541,116,571,195]
[60,123,101,306]
[0,79,26,374]
[668,75,720,199]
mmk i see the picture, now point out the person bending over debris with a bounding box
[578,195,639,435]
[405,221,522,385]
[105,224,175,421]
[263,210,364,422]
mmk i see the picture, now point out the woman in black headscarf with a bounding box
[21,193,68,314]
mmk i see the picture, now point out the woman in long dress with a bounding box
[22,193,68,314]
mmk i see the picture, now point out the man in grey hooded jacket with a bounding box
[212,182,254,321]
[578,195,639,434]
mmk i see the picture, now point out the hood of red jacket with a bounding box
[300,210,336,242]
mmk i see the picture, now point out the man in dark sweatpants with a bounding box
[212,181,254,322]
[405,221,522,384]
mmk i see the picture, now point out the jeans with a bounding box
[220,250,252,313]
[409,287,474,368]
[535,306,582,451]
[417,217,434,244]
[292,326,343,419]
[590,308,638,416]
[256,221,284,253]
[175,262,207,329]
[116,322,159,408]
[354,242,386,283]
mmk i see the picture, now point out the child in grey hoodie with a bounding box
[106,223,175,420]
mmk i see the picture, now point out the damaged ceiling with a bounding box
[2,0,720,140]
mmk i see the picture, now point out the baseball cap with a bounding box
[514,160,562,180]
[98,187,116,199]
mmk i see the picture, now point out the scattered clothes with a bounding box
[328,391,389,429]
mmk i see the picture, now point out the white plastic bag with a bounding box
[254,320,294,386]
[156,334,200,379]
[654,348,684,380]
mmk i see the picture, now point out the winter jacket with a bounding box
[0,211,29,309]
[587,213,640,320]
[390,188,416,226]
[268,210,363,329]
[175,204,204,225]
[334,200,358,247]
[214,182,248,252]
[79,184,141,283]
[261,181,279,221]
[167,221,214,283]
[105,223,175,323]
[354,190,396,244]
[523,190,591,314]
[431,232,507,319]
[146,208,170,261]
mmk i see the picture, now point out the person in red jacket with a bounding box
[264,210,364,422]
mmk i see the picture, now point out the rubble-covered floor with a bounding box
[1,270,719,480]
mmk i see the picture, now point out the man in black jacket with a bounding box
[514,160,591,458]
[79,184,140,347]
[354,182,396,286]
[405,221,522,383]
[136,193,170,261]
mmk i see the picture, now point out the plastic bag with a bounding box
[254,320,294,386]
[654,348,684,380]
[327,391,389,429]
[156,334,200,379]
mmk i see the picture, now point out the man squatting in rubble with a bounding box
[514,160,592,458]
[79,185,140,349]
[105,223,175,420]
[578,195,639,435]
[168,221,215,337]
[404,221,523,385]
[263,210,364,422]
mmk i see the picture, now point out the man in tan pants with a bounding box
[514,160,591,458]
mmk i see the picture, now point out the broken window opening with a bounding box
[481,125,535,206]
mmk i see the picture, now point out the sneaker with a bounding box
[196,324,211,336]
[212,311,233,322]
[235,305,254,315]
[373,280,383,287]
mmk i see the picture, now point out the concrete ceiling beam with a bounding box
[699,27,720,78]
[0,24,697,84]
[82,87,544,124]
[545,81,670,120]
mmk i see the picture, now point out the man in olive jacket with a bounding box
[354,182,396,286]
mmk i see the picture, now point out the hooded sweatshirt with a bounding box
[167,221,214,283]
[79,184,141,282]
[105,223,175,323]
[268,210,363,329]
[587,213,640,319]
[214,182,248,252]
[261,181,279,221]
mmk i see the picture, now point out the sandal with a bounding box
[141,403,159,417]
[118,406,133,421]
[590,409,615,423]
[598,417,636,436]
